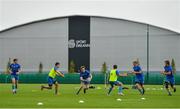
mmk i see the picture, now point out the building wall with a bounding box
[149,26,180,71]
[0,18,68,71]
[0,16,180,72]
[90,17,147,71]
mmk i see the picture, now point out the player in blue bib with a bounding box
[130,61,145,95]
[76,66,92,95]
[161,60,176,96]
[9,59,21,94]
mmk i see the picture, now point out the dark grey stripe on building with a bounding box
[68,16,90,71]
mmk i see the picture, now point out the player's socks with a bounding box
[89,85,95,89]
[118,86,123,93]
[166,88,172,96]
[83,89,86,94]
[122,87,129,90]
[173,87,176,92]
[168,92,172,96]
[55,89,58,95]
[76,87,83,95]
[15,84,18,89]
[12,84,16,94]
[12,84,16,90]
[108,87,113,95]
[138,88,143,95]
[142,87,145,94]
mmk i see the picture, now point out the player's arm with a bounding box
[90,73,92,79]
[161,71,171,75]
[8,65,12,74]
[80,77,86,81]
[118,73,128,76]
[116,70,127,77]
[17,65,21,74]
[132,70,142,74]
[88,73,93,81]
[55,70,64,77]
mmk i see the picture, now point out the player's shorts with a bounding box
[48,76,57,86]
[165,78,175,86]
[11,75,19,80]
[135,78,144,85]
[81,80,90,85]
[109,81,122,87]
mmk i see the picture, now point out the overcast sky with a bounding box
[0,0,180,33]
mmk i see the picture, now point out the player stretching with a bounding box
[107,65,128,96]
[76,66,92,95]
[161,60,176,96]
[9,59,21,94]
[130,61,145,95]
[41,62,64,95]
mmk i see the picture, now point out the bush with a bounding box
[6,58,11,74]
[69,60,75,73]
[171,58,176,74]
[101,62,107,74]
[39,62,43,73]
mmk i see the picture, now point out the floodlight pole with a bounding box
[147,24,150,83]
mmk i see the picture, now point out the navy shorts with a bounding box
[81,80,90,85]
[11,75,19,81]
[165,78,175,85]
[135,79,144,85]
[109,81,121,87]
[48,77,57,86]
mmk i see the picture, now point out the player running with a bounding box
[9,58,21,94]
[76,66,92,95]
[161,60,176,96]
[41,62,64,95]
[107,65,128,96]
[130,61,145,95]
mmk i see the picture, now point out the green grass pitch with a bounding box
[0,84,180,108]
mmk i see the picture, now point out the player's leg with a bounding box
[164,81,172,96]
[41,84,52,90]
[15,80,18,89]
[116,81,124,95]
[11,76,16,94]
[83,82,90,94]
[41,77,53,90]
[15,75,19,90]
[170,80,176,92]
[135,82,143,95]
[141,84,145,94]
[54,81,59,95]
[107,82,114,95]
[76,82,84,95]
[139,80,145,95]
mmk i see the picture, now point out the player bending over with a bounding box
[107,65,128,96]
[130,61,145,95]
[76,66,92,95]
[161,60,176,96]
[9,58,21,94]
[41,62,64,95]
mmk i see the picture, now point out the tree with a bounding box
[101,62,107,74]
[101,62,108,88]
[69,60,75,73]
[136,58,140,65]
[39,62,43,73]
[171,58,176,74]
[6,58,11,74]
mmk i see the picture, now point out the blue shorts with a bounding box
[165,78,175,85]
[11,75,19,81]
[109,81,122,87]
[48,77,57,86]
[135,78,144,85]
[81,80,90,85]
